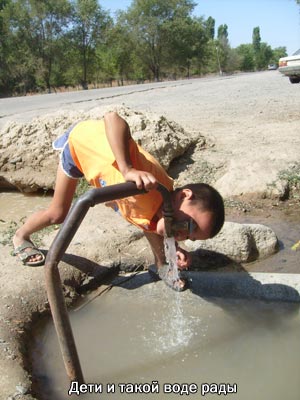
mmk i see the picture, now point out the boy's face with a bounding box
[156,189,214,241]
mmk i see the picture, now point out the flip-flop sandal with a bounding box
[13,240,45,267]
[148,264,188,292]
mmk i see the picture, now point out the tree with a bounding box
[216,24,230,72]
[164,15,208,78]
[252,26,261,53]
[123,0,196,81]
[271,46,287,64]
[101,13,145,85]
[28,0,72,92]
[205,16,215,40]
[252,26,263,69]
[252,26,274,69]
[69,0,111,89]
[3,0,72,94]
[2,0,41,94]
[257,42,273,69]
[217,24,228,42]
[0,0,12,95]
[236,44,255,71]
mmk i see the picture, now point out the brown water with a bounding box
[0,191,51,230]
[30,276,300,400]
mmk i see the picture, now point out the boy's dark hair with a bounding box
[178,183,225,237]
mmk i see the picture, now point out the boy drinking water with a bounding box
[13,112,224,291]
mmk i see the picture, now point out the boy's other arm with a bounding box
[176,245,192,269]
[104,112,156,190]
[144,231,192,270]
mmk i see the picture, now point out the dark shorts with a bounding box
[52,125,84,179]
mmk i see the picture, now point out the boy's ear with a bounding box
[180,188,193,200]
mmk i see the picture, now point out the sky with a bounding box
[99,0,300,55]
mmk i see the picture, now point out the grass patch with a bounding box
[0,219,58,247]
[278,162,300,198]
[278,162,300,189]
[0,220,18,246]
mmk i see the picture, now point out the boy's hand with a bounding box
[176,247,192,270]
[123,167,157,191]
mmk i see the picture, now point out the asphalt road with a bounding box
[0,79,192,128]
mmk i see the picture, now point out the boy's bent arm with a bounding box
[104,112,133,176]
[104,111,156,190]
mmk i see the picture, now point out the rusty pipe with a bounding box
[155,184,174,237]
[44,181,174,383]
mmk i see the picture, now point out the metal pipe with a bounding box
[44,181,173,383]
[155,184,174,237]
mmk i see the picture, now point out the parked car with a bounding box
[268,64,278,70]
[279,49,300,84]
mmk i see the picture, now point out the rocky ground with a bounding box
[0,71,300,399]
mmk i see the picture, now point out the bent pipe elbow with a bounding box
[156,184,173,211]
[155,183,174,237]
[45,182,146,268]
[46,181,174,268]
[45,196,91,266]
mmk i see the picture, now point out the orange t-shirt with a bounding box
[68,119,173,232]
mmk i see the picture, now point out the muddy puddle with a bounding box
[229,210,300,274]
[31,277,300,400]
[0,191,51,235]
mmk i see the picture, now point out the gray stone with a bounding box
[185,222,279,263]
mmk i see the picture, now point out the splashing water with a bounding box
[143,236,194,353]
[164,236,180,282]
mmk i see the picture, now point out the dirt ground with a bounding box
[0,71,300,399]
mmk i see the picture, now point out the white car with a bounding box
[279,49,300,84]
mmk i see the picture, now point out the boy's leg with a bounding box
[13,165,78,263]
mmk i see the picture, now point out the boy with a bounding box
[13,112,224,291]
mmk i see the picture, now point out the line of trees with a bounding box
[0,0,288,97]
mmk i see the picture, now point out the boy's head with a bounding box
[156,183,224,241]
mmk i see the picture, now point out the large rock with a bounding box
[185,222,279,263]
[0,105,198,192]
[109,106,198,170]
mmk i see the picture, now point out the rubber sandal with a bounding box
[13,240,45,267]
[148,264,188,292]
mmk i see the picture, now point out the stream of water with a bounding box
[164,236,180,281]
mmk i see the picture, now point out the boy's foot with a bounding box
[148,264,188,292]
[13,239,45,267]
